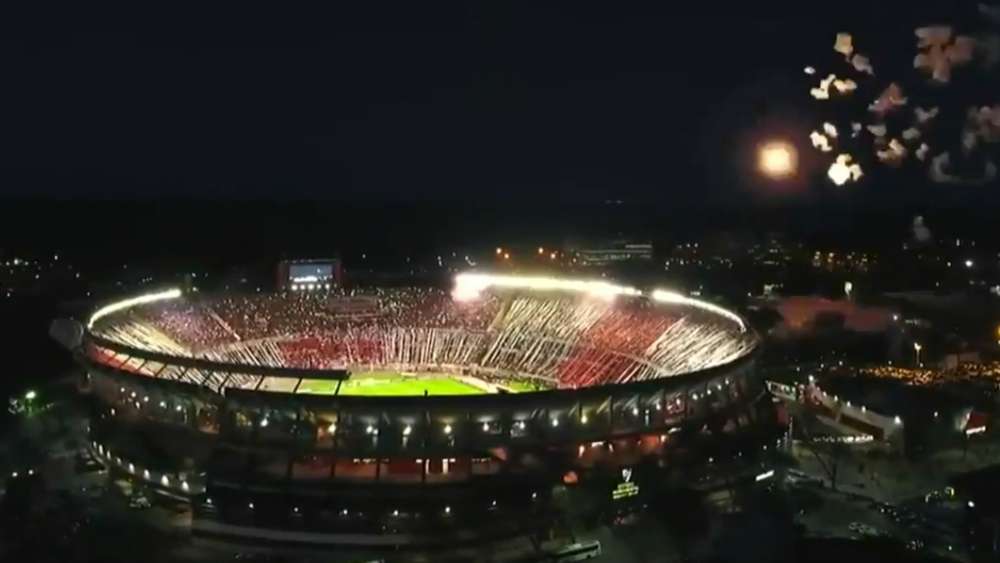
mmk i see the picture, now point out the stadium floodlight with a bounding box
[88,288,182,329]
[649,289,747,332]
[452,272,641,303]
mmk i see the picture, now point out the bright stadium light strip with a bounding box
[88,288,183,329]
[453,273,641,302]
[650,289,747,332]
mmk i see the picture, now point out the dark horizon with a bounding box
[2,2,994,203]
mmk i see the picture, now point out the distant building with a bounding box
[572,241,653,267]
[769,374,986,457]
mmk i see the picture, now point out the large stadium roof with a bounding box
[79,273,758,396]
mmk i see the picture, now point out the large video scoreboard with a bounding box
[277,259,342,291]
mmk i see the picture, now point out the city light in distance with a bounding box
[755,469,775,482]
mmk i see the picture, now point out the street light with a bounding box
[913,342,922,366]
[24,390,37,401]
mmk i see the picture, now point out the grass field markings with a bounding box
[296,372,483,396]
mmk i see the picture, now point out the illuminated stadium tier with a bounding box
[75,274,773,546]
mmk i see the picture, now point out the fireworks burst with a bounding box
[805,5,1000,187]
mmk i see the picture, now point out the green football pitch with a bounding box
[297,371,486,396]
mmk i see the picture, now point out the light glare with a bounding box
[758,142,797,178]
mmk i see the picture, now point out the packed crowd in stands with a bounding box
[89,287,756,391]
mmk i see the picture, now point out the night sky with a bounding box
[0,3,992,203]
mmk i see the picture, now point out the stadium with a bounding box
[65,272,775,547]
